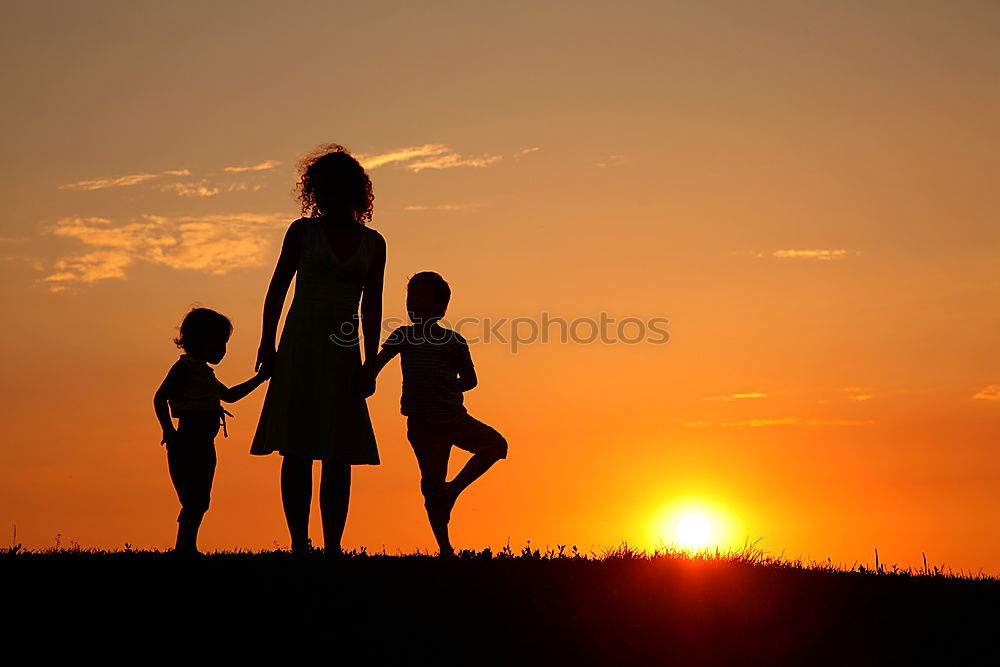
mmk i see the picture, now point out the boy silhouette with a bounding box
[363,272,507,556]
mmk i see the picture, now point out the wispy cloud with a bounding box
[359,144,502,173]
[596,154,625,168]
[518,147,541,155]
[724,417,800,427]
[973,385,1000,400]
[402,203,480,212]
[684,417,875,428]
[360,145,449,170]
[406,153,501,172]
[59,168,194,191]
[771,249,850,260]
[158,181,220,197]
[59,173,161,191]
[703,392,767,401]
[43,213,288,289]
[223,160,282,173]
[803,418,876,426]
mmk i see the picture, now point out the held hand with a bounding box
[161,429,180,447]
[255,345,275,376]
[356,366,376,399]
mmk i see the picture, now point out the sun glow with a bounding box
[651,499,741,552]
[675,512,712,549]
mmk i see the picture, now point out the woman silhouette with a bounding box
[251,144,385,554]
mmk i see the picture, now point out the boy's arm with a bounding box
[219,370,268,403]
[370,346,399,379]
[153,363,185,445]
[358,346,399,398]
[358,326,405,398]
[457,366,478,392]
[455,338,477,392]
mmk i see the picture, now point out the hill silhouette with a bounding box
[5,544,997,664]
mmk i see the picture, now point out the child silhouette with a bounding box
[153,308,268,555]
[364,272,507,556]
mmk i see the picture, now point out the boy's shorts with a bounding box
[406,412,508,479]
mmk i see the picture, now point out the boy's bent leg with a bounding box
[448,414,507,500]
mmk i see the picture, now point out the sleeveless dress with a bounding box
[250,218,380,463]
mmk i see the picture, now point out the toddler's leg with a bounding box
[448,415,507,501]
[167,441,216,554]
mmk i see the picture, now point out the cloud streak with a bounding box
[59,173,161,191]
[771,249,850,260]
[402,203,480,212]
[703,392,767,401]
[59,168,193,191]
[223,160,282,173]
[973,385,1000,400]
[359,144,502,173]
[158,181,220,197]
[43,213,288,289]
[684,417,875,428]
[596,154,625,168]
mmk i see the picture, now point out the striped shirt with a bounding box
[383,325,474,417]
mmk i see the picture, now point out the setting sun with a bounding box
[651,499,742,552]
[675,513,713,549]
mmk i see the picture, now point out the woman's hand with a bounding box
[355,363,376,399]
[256,345,275,376]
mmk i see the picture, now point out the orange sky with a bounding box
[1,1,999,571]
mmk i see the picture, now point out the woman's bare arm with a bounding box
[256,219,305,373]
[360,230,386,364]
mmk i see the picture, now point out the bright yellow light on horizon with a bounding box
[675,512,712,549]
[650,498,742,552]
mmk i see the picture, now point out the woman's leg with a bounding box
[319,462,351,553]
[281,455,313,553]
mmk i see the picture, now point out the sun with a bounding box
[650,499,739,552]
[675,512,712,549]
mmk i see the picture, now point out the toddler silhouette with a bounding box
[153,308,268,555]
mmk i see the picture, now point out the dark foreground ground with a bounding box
[3,547,998,665]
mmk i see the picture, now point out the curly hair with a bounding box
[295,143,374,223]
[173,307,233,349]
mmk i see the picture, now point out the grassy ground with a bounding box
[4,543,998,664]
